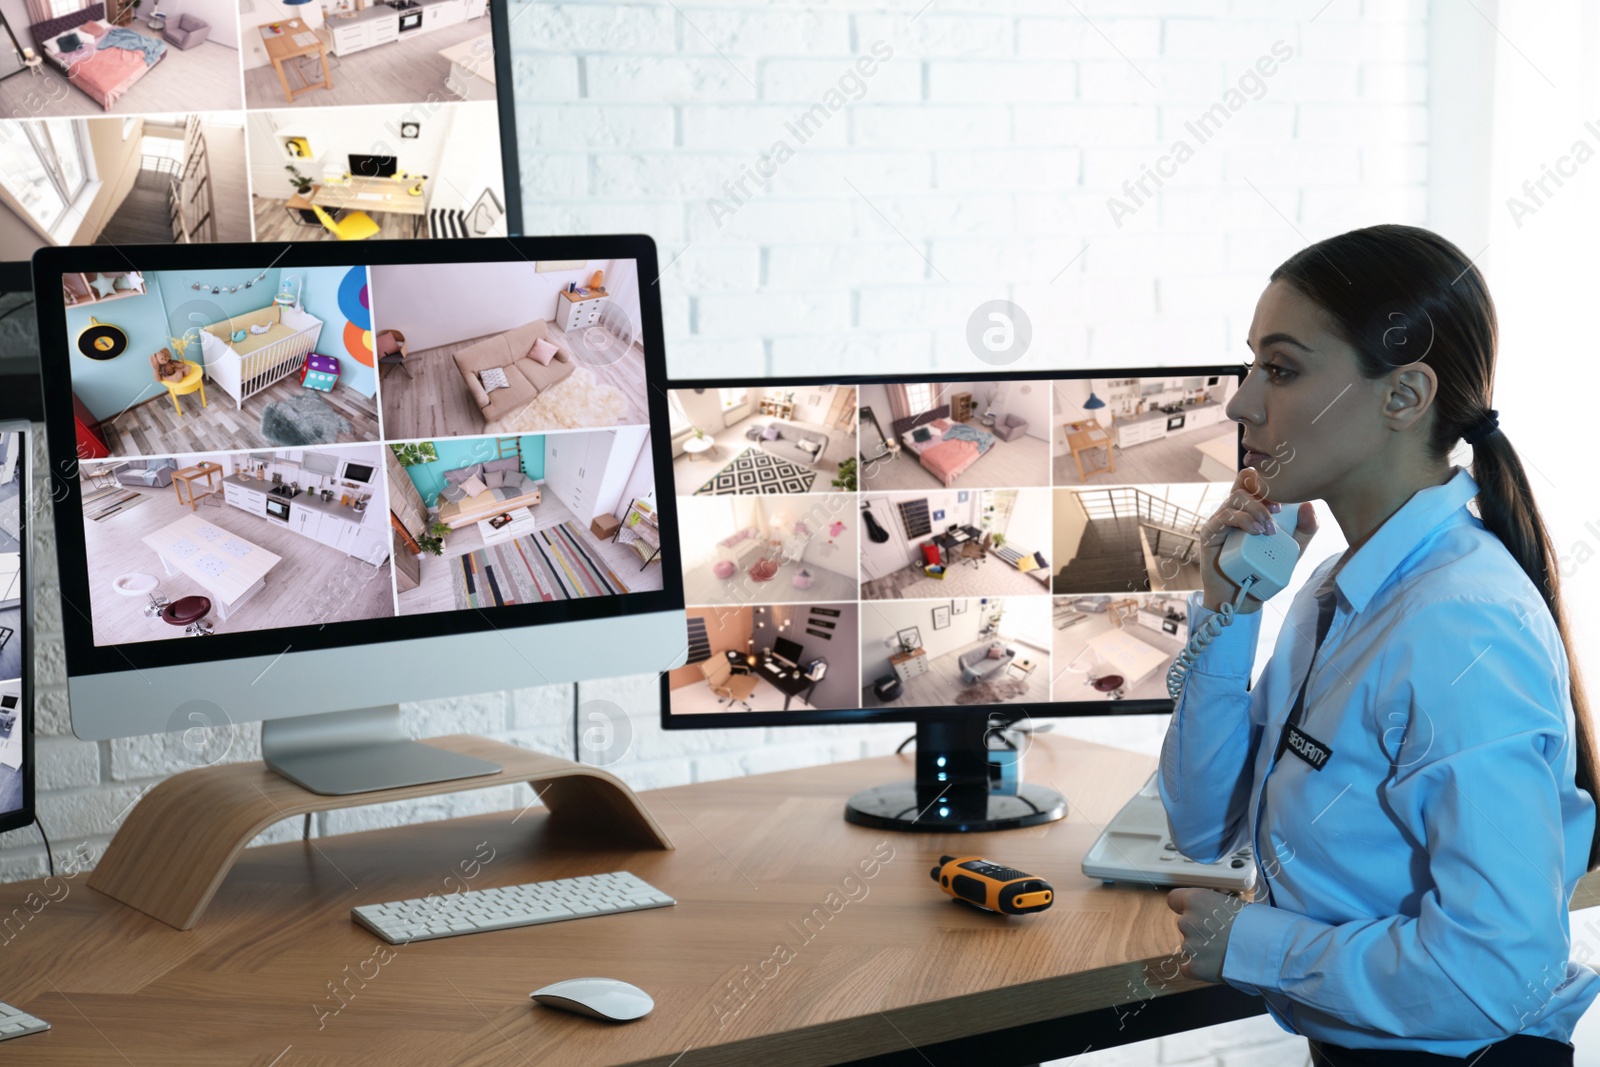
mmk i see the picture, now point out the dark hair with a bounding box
[1271,223,1600,871]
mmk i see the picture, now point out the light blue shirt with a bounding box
[1160,465,1599,1052]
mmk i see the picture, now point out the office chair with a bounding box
[310,202,381,241]
[700,658,757,711]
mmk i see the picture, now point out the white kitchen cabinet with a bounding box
[543,426,648,525]
[369,16,399,44]
[348,525,389,564]
[465,0,486,17]
[330,22,369,55]
[1117,419,1165,449]
[291,506,320,539]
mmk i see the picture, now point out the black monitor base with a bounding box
[843,720,1068,832]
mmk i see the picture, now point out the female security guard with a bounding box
[1159,224,1597,1065]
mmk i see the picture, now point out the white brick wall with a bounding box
[1,0,1432,1059]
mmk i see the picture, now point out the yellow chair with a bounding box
[310,202,380,241]
[162,359,206,415]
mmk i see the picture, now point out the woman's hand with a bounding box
[1166,887,1245,983]
[1196,467,1318,613]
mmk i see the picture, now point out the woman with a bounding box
[1159,224,1598,1064]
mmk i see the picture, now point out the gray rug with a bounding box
[260,393,353,447]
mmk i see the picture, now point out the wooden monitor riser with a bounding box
[85,734,673,930]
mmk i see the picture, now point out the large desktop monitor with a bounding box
[660,370,1244,830]
[0,0,522,289]
[34,235,684,794]
[0,424,31,835]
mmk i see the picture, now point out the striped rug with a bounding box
[83,487,148,522]
[451,520,630,607]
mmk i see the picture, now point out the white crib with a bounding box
[198,304,324,408]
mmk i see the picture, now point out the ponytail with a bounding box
[1467,427,1600,871]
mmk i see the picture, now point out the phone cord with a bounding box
[1165,577,1258,702]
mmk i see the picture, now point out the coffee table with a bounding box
[477,505,538,547]
[683,436,722,462]
[1009,658,1037,680]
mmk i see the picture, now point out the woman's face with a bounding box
[1226,279,1407,506]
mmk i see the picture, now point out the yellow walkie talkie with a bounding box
[930,856,1054,915]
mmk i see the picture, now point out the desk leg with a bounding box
[319,49,332,91]
[272,56,293,104]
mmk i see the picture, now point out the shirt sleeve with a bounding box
[1220,595,1588,1040]
[1159,590,1264,864]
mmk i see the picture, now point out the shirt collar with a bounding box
[1323,465,1480,614]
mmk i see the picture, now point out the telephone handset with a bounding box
[1165,504,1303,700]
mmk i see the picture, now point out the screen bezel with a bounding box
[33,235,682,678]
[0,421,33,836]
[658,364,1245,731]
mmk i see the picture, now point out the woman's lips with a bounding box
[1243,450,1270,468]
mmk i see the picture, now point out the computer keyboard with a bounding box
[351,871,675,944]
[356,192,386,201]
[0,1001,48,1041]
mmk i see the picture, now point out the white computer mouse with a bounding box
[530,977,654,1022]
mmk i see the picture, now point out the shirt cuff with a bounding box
[1185,590,1262,679]
[1220,901,1299,996]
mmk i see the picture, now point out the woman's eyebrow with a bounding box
[1247,332,1315,353]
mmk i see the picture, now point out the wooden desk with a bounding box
[0,735,1293,1066]
[261,19,332,103]
[170,463,222,510]
[1066,422,1115,480]
[313,176,426,237]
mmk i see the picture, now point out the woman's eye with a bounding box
[1247,362,1292,382]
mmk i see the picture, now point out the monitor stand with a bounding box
[261,705,502,795]
[843,720,1067,832]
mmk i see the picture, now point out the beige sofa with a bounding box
[452,320,575,428]
[433,457,543,529]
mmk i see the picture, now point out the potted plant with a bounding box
[415,520,452,557]
[831,456,857,492]
[285,165,314,197]
[990,532,1005,550]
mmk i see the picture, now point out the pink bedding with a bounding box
[61,42,156,110]
[919,438,981,487]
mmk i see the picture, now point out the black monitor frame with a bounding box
[0,420,33,835]
[349,154,400,179]
[659,364,1246,733]
[32,235,681,679]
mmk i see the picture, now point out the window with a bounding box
[667,392,690,435]
[905,383,934,414]
[0,119,91,237]
[46,0,81,17]
[719,388,747,411]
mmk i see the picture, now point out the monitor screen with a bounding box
[36,238,680,707]
[349,154,398,179]
[0,1,519,265]
[661,371,1244,725]
[0,427,30,833]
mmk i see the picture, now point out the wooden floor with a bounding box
[0,27,243,118]
[251,196,423,241]
[98,373,382,458]
[858,638,1050,709]
[82,486,394,646]
[397,487,664,616]
[861,554,1049,601]
[862,433,1050,491]
[208,122,253,243]
[242,19,490,110]
[379,328,648,441]
[1053,424,1235,486]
